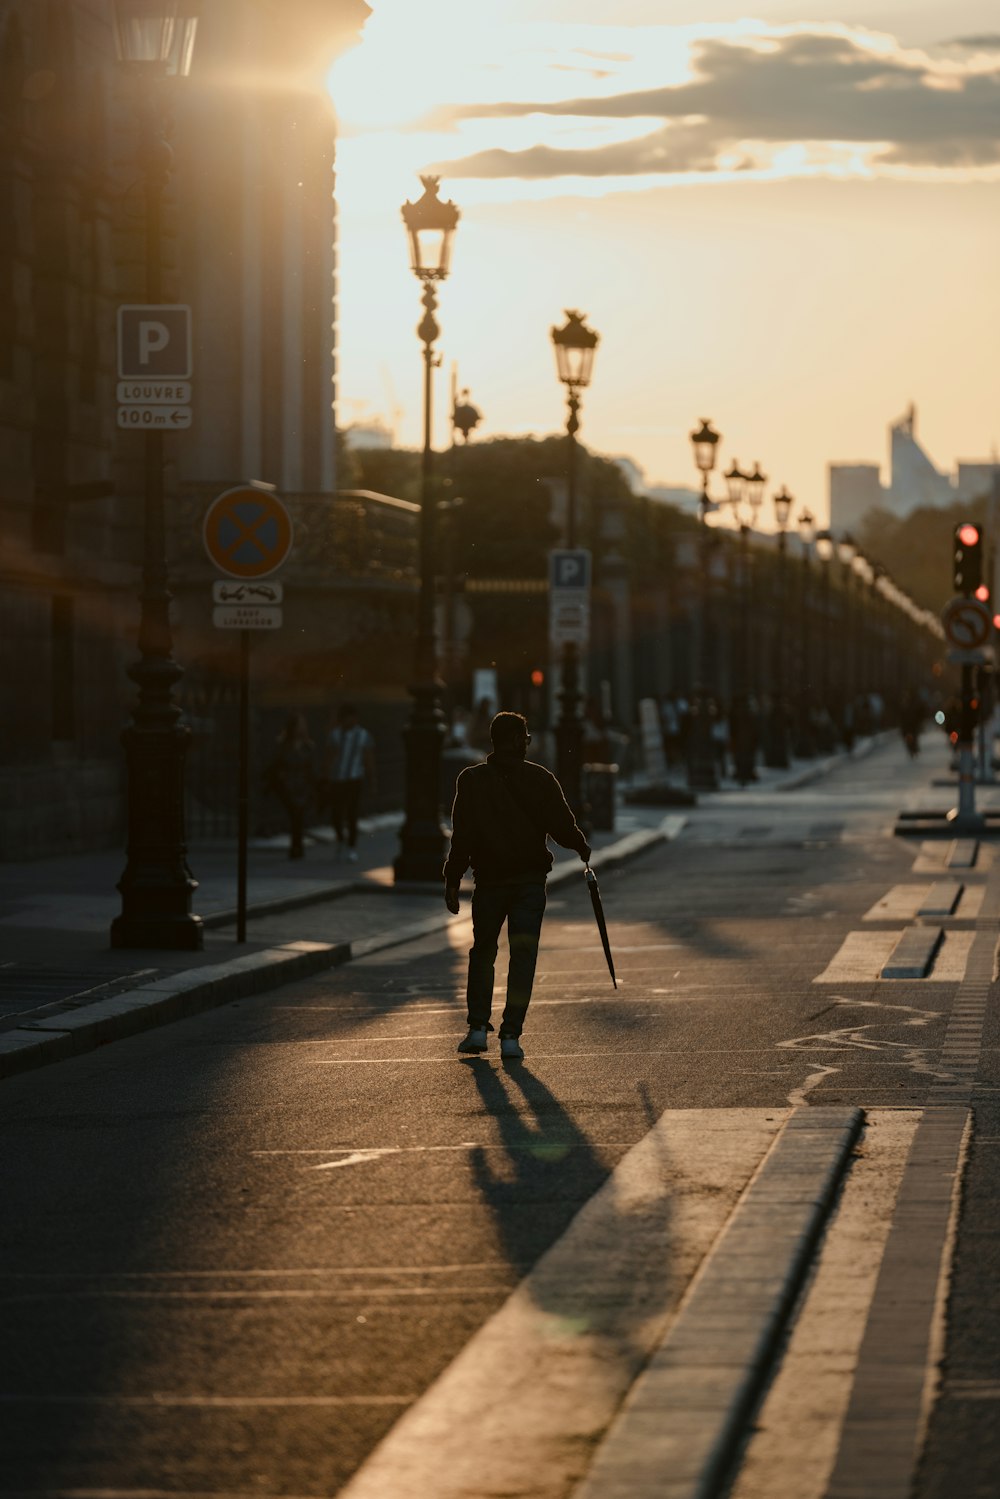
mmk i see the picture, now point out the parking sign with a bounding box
[117,305,192,379]
[549,549,592,592]
[549,548,591,647]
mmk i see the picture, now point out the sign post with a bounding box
[942,594,990,831]
[236,630,250,942]
[204,484,293,939]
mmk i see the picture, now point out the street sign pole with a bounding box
[942,595,988,832]
[237,630,250,944]
[110,244,201,949]
[203,483,292,928]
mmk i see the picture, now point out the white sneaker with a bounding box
[458,1027,488,1054]
[500,1036,524,1060]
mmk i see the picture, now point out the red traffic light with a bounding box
[958,523,981,547]
[530,669,545,687]
[976,584,990,602]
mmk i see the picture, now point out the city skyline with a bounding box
[331,0,1000,524]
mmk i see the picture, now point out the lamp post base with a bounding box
[763,702,790,769]
[394,680,448,884]
[110,722,203,950]
[555,715,587,823]
[111,909,203,950]
[686,692,719,790]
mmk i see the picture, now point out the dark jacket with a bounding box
[443,751,589,886]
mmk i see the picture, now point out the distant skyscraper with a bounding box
[829,404,997,530]
[887,406,952,516]
[829,464,883,531]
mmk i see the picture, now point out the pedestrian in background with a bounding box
[444,711,590,1060]
[325,703,376,862]
[899,691,924,758]
[268,712,316,860]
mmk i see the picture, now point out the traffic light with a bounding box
[953,522,983,595]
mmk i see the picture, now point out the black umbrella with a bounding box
[584,866,617,989]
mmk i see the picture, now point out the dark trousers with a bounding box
[330,779,362,847]
[466,880,546,1038]
[280,798,306,858]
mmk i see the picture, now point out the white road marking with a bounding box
[1,1263,518,1280]
[814,931,901,982]
[308,1049,712,1065]
[335,1110,787,1499]
[779,997,949,1092]
[787,1063,840,1107]
[957,884,985,916]
[815,929,974,984]
[0,1393,413,1408]
[862,886,932,921]
[929,930,976,980]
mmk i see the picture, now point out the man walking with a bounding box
[444,711,591,1059]
[325,704,376,862]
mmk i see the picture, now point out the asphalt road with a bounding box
[2,731,997,1497]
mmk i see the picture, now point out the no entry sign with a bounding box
[203,485,293,580]
[942,596,991,650]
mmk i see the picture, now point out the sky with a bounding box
[329,0,1000,527]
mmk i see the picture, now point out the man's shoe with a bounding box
[458,1027,488,1054]
[500,1036,524,1060]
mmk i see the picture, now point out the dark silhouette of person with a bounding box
[269,712,316,859]
[899,691,924,758]
[443,711,590,1061]
[324,703,376,862]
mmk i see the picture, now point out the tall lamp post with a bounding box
[394,176,459,883]
[724,460,767,698]
[687,419,722,788]
[837,532,858,739]
[551,310,599,814]
[441,385,481,682]
[110,0,202,950]
[763,485,794,768]
[793,507,816,757]
[814,528,835,749]
[724,460,749,696]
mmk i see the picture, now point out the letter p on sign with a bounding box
[117,304,192,379]
[139,320,170,364]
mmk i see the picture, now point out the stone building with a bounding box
[0,0,374,859]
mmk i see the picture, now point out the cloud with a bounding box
[426,27,1000,182]
[943,34,1000,51]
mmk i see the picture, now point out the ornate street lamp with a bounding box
[687,419,722,789]
[550,309,599,815]
[745,463,767,518]
[724,459,758,784]
[793,507,816,757]
[814,529,836,748]
[837,533,859,734]
[452,387,481,444]
[394,176,460,883]
[762,487,794,768]
[110,0,201,950]
[112,0,199,73]
[743,463,767,695]
[724,459,747,517]
[724,460,751,687]
[443,382,481,680]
